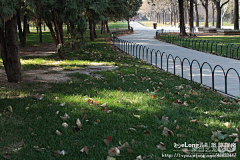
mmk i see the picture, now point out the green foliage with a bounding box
[0,0,17,27]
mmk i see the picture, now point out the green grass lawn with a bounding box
[0,29,239,159]
[157,34,240,59]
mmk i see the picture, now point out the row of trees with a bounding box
[0,0,142,82]
[147,0,239,36]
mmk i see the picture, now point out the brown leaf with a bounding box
[144,130,151,135]
[190,119,198,123]
[162,127,174,136]
[108,147,120,156]
[7,106,13,112]
[176,125,180,130]
[156,142,166,150]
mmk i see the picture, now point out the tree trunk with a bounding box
[45,21,58,45]
[189,0,194,36]
[216,1,221,28]
[200,0,209,27]
[194,1,199,27]
[215,0,230,28]
[234,0,239,30]
[39,15,42,43]
[105,20,110,33]
[89,20,94,41]
[0,15,22,82]
[26,24,30,34]
[127,19,130,30]
[53,13,65,59]
[101,21,104,34]
[178,0,188,36]
[212,2,215,26]
[93,22,97,38]
[17,11,27,47]
[69,22,77,50]
[44,24,46,31]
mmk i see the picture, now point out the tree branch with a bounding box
[220,0,230,9]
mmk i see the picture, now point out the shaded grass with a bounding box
[0,30,239,160]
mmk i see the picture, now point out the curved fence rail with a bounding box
[111,31,240,99]
[156,30,240,60]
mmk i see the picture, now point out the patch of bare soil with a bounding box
[0,43,117,85]
[20,43,57,57]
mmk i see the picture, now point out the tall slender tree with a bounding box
[213,0,230,28]
[0,0,22,82]
[233,0,239,30]
[178,0,188,36]
[200,0,209,28]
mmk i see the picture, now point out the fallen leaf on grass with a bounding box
[220,100,231,105]
[100,102,108,107]
[175,85,184,90]
[62,122,68,128]
[76,118,82,129]
[224,122,230,128]
[56,130,62,135]
[162,115,169,122]
[33,146,46,152]
[228,133,238,137]
[152,95,156,98]
[60,113,70,120]
[162,127,174,136]
[108,147,120,156]
[182,148,190,154]
[101,107,112,113]
[135,109,141,112]
[156,142,166,150]
[80,146,89,155]
[234,137,239,143]
[133,114,141,118]
[190,119,198,123]
[7,106,13,112]
[135,155,143,160]
[118,87,122,91]
[129,128,137,132]
[176,125,180,130]
[184,94,190,99]
[144,130,151,135]
[173,99,183,106]
[60,102,66,106]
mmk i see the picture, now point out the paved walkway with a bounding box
[118,22,240,98]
